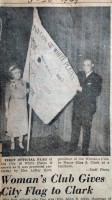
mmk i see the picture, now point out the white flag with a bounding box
[23,8,80,124]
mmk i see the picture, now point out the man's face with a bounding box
[83,59,93,74]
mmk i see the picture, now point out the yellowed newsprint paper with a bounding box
[0,1,112,200]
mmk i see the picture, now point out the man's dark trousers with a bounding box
[71,71,102,155]
[71,109,93,155]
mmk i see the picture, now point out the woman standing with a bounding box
[5,65,28,150]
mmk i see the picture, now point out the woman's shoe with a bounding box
[11,142,15,150]
[19,142,24,149]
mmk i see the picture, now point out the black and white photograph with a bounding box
[0,7,110,157]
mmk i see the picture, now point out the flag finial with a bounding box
[33,8,41,25]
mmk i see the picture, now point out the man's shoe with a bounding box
[82,150,88,156]
[67,148,74,154]
[67,147,77,154]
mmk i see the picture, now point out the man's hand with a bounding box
[77,86,82,92]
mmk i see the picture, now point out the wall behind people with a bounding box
[0,7,110,155]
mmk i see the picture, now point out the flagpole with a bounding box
[27,105,32,151]
[25,9,36,152]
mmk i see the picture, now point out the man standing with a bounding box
[69,58,102,156]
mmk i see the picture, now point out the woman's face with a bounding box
[11,69,21,80]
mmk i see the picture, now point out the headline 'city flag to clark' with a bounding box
[23,8,80,124]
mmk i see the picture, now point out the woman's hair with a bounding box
[9,64,22,79]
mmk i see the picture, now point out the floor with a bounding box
[2,135,85,157]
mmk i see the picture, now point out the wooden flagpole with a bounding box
[26,8,36,152]
[26,27,32,152]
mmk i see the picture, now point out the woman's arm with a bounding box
[5,83,11,118]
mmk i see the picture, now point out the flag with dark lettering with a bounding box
[23,8,79,124]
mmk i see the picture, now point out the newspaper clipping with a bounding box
[0,1,112,199]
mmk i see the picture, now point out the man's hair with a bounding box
[84,57,94,64]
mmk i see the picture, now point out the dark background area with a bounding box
[0,7,110,156]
